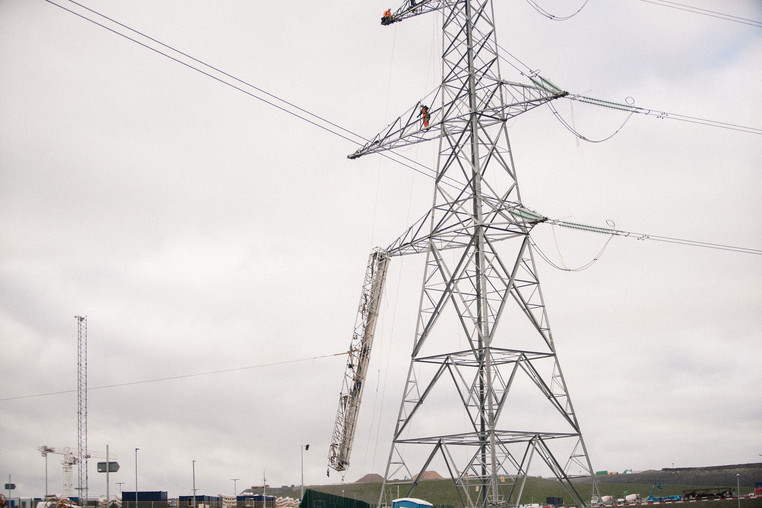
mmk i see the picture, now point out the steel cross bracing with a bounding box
[349,0,598,507]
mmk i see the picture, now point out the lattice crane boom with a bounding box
[328,249,390,473]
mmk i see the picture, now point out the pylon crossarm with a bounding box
[382,0,444,26]
[386,202,546,257]
[348,94,443,159]
[348,82,565,160]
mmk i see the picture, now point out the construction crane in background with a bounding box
[328,249,390,474]
[39,445,113,499]
[39,446,78,498]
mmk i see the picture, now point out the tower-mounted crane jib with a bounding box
[328,249,390,473]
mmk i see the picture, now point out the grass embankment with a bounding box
[270,478,762,508]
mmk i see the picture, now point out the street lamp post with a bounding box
[117,483,125,498]
[300,445,309,500]
[737,473,741,508]
[135,448,139,508]
[192,460,197,508]
[106,445,110,508]
[231,479,239,498]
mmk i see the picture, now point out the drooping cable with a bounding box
[530,231,615,271]
[525,0,591,21]
[548,101,635,143]
[492,47,762,137]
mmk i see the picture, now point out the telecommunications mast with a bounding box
[76,315,88,506]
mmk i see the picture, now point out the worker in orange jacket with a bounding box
[420,105,430,128]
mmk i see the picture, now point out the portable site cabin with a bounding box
[391,498,433,508]
[298,490,370,508]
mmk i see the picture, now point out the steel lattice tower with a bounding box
[76,315,88,507]
[348,1,598,506]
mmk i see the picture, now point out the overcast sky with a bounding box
[1,0,761,501]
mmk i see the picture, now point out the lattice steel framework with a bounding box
[349,1,597,507]
[329,249,391,472]
[76,315,88,506]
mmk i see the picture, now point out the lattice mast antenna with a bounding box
[348,1,597,507]
[76,315,88,507]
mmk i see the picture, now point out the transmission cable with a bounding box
[638,0,762,28]
[542,218,762,256]
[43,0,762,257]
[0,351,348,402]
[44,0,457,190]
[565,94,762,135]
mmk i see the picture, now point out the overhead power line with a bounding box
[43,0,447,187]
[0,351,348,402]
[43,0,762,257]
[638,0,762,28]
[545,218,762,256]
[565,94,762,136]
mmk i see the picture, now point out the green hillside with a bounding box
[265,475,762,508]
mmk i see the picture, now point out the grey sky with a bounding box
[1,0,761,501]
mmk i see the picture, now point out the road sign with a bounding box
[4,483,15,490]
[97,461,120,473]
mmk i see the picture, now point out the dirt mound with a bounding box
[355,473,384,483]
[414,471,444,481]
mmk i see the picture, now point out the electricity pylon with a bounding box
[349,1,598,507]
